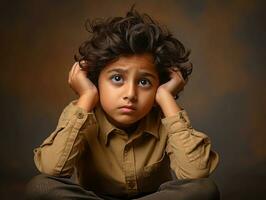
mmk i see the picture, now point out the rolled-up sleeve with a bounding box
[162,109,219,179]
[33,100,97,177]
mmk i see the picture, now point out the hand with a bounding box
[155,67,188,104]
[68,61,98,99]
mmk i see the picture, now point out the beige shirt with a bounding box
[33,100,219,198]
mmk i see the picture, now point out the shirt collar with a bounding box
[94,106,116,145]
[94,106,162,145]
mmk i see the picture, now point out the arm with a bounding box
[156,69,219,179]
[34,62,99,177]
[33,100,97,177]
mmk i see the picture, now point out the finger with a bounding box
[72,62,88,84]
[174,71,187,93]
[72,62,81,79]
[169,69,185,85]
[176,71,186,84]
[169,67,186,82]
[168,68,178,78]
[68,62,78,83]
[169,66,179,72]
[76,61,89,77]
[79,60,89,70]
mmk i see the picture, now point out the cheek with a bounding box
[99,82,117,108]
[140,90,157,106]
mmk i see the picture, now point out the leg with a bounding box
[134,178,220,200]
[25,173,104,200]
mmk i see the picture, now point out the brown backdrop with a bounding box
[1,0,265,199]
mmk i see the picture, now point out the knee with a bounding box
[160,178,220,200]
[194,178,220,200]
[25,174,57,200]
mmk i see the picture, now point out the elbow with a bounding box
[34,149,62,177]
[34,149,73,178]
[174,157,218,179]
[183,150,220,179]
[189,168,211,179]
[177,167,211,179]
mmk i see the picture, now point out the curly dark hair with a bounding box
[75,6,193,86]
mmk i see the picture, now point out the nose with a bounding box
[123,81,137,102]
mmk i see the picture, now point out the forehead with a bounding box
[103,53,158,74]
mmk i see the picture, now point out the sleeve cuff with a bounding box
[161,109,192,133]
[57,100,97,127]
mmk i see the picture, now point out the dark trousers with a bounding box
[25,174,220,200]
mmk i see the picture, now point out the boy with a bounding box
[26,6,219,200]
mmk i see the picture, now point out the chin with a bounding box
[114,117,140,127]
[118,119,137,126]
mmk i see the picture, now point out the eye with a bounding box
[111,74,123,84]
[139,78,152,88]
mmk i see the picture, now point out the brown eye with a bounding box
[111,74,123,84]
[139,79,151,87]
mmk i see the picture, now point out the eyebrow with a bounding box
[106,68,157,79]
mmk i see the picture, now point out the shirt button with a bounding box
[124,145,130,152]
[128,180,135,189]
[77,112,84,119]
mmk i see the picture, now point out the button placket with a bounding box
[123,144,138,194]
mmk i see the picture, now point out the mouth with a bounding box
[118,105,137,113]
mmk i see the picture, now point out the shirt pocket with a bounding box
[139,152,172,193]
[143,152,167,177]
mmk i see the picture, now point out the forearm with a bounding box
[76,93,98,112]
[156,90,219,178]
[34,101,93,177]
[34,121,85,177]
[167,131,219,179]
[161,109,219,179]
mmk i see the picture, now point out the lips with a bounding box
[120,105,136,110]
[118,105,136,113]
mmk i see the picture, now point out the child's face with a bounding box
[98,53,160,128]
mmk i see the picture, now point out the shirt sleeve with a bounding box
[33,100,98,177]
[162,109,219,179]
